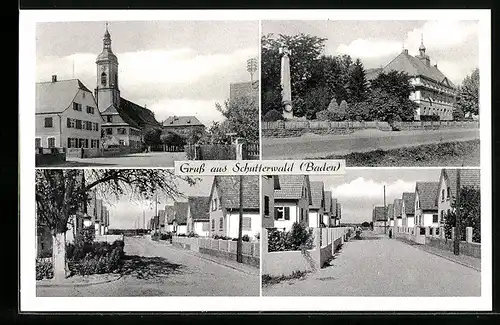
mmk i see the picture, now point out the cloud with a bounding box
[148,99,225,126]
[404,20,478,51]
[330,177,415,201]
[337,39,402,59]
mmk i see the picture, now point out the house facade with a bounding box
[393,198,403,227]
[372,206,388,233]
[335,203,342,226]
[187,196,210,237]
[164,205,175,233]
[402,192,416,228]
[208,176,261,239]
[262,175,280,229]
[162,116,205,144]
[436,169,481,227]
[387,203,395,227]
[36,76,103,150]
[324,191,332,227]
[173,202,189,235]
[367,38,456,121]
[273,175,312,231]
[415,182,439,228]
[308,181,325,228]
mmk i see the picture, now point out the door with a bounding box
[47,137,55,148]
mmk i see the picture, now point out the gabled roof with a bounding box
[165,205,175,224]
[102,104,141,129]
[273,176,281,190]
[229,81,259,101]
[188,196,210,222]
[387,204,394,220]
[309,181,324,209]
[331,198,338,217]
[163,116,205,127]
[416,182,439,211]
[373,206,387,222]
[324,191,332,214]
[274,175,311,204]
[119,97,161,129]
[402,192,416,215]
[394,199,403,217]
[336,202,342,218]
[36,79,93,114]
[212,176,259,210]
[383,51,456,88]
[174,202,189,225]
[365,68,383,81]
[439,169,481,201]
[158,209,166,226]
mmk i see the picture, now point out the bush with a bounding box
[69,240,125,276]
[420,114,440,121]
[151,232,160,241]
[315,110,333,121]
[263,109,284,121]
[160,232,172,240]
[242,234,250,242]
[36,258,53,280]
[213,234,231,240]
[268,222,314,252]
[187,231,199,238]
[254,232,260,241]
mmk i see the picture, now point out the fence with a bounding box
[185,142,260,160]
[171,236,260,267]
[394,225,480,258]
[66,146,142,158]
[262,227,353,277]
[94,234,124,243]
[262,120,480,138]
[35,147,66,166]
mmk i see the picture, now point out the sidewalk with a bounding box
[396,238,481,271]
[153,239,260,276]
[37,273,121,287]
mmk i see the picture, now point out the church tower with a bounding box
[95,23,120,112]
[416,34,431,67]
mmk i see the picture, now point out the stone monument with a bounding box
[279,45,293,120]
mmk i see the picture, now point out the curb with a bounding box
[154,241,259,276]
[37,274,122,288]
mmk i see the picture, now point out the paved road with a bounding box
[262,128,480,159]
[37,236,259,296]
[262,231,480,297]
[48,152,187,167]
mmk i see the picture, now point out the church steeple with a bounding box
[95,22,120,112]
[418,34,426,57]
[103,22,112,51]
[417,34,431,67]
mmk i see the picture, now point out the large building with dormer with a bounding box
[94,25,161,150]
[367,38,457,121]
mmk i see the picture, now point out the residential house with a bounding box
[323,191,332,227]
[273,175,312,232]
[372,206,388,234]
[402,192,416,228]
[366,38,456,121]
[173,202,189,235]
[208,176,261,239]
[162,116,205,144]
[393,198,403,228]
[158,209,166,232]
[330,197,338,226]
[308,181,325,228]
[387,203,394,227]
[335,202,342,227]
[95,25,161,151]
[414,182,439,228]
[436,169,480,226]
[262,175,281,229]
[36,76,103,150]
[164,205,175,232]
[187,196,211,237]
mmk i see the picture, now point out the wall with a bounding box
[425,236,480,259]
[194,222,209,237]
[261,176,275,228]
[422,212,438,227]
[226,210,261,239]
[94,234,124,243]
[273,201,299,231]
[35,148,66,166]
[261,121,479,138]
[308,210,320,228]
[36,114,62,147]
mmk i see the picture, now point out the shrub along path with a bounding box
[262,231,480,297]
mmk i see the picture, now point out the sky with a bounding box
[100,176,214,229]
[36,21,259,126]
[262,20,479,85]
[310,169,442,224]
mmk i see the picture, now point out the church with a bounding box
[367,37,457,121]
[95,24,161,151]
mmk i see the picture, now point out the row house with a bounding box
[387,203,395,227]
[372,206,389,234]
[208,176,261,239]
[308,181,325,228]
[393,199,403,228]
[272,175,312,232]
[414,182,440,228]
[402,192,416,228]
[186,196,211,237]
[261,175,281,228]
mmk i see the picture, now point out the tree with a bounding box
[347,58,369,103]
[35,169,196,280]
[347,101,372,121]
[143,128,162,148]
[293,86,331,120]
[216,95,259,143]
[456,68,479,117]
[361,221,370,228]
[452,105,465,121]
[444,186,481,243]
[161,131,185,147]
[198,121,232,145]
[315,110,333,121]
[339,100,349,120]
[262,109,284,122]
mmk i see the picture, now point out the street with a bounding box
[45,151,187,167]
[262,128,480,160]
[262,231,480,296]
[37,236,259,296]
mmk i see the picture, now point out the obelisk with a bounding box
[280,45,293,119]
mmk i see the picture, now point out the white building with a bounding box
[308,181,325,228]
[187,196,210,237]
[273,175,312,232]
[414,182,439,228]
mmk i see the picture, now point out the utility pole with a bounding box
[453,169,461,255]
[155,193,158,233]
[383,185,387,234]
[235,138,245,263]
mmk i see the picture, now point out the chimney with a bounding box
[51,75,57,82]
[434,63,438,68]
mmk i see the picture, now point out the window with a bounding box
[118,128,127,135]
[202,222,210,231]
[86,106,94,114]
[67,118,71,128]
[264,196,270,216]
[446,187,450,199]
[35,138,41,148]
[211,219,215,231]
[433,214,438,223]
[441,189,445,202]
[242,217,251,230]
[96,140,99,148]
[85,139,89,148]
[106,128,112,135]
[219,217,223,230]
[44,117,53,128]
[212,198,218,211]
[73,102,82,111]
[440,210,444,223]
[107,115,113,123]
[119,140,125,146]
[47,137,55,148]
[274,207,290,220]
[101,72,107,86]
[75,119,82,129]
